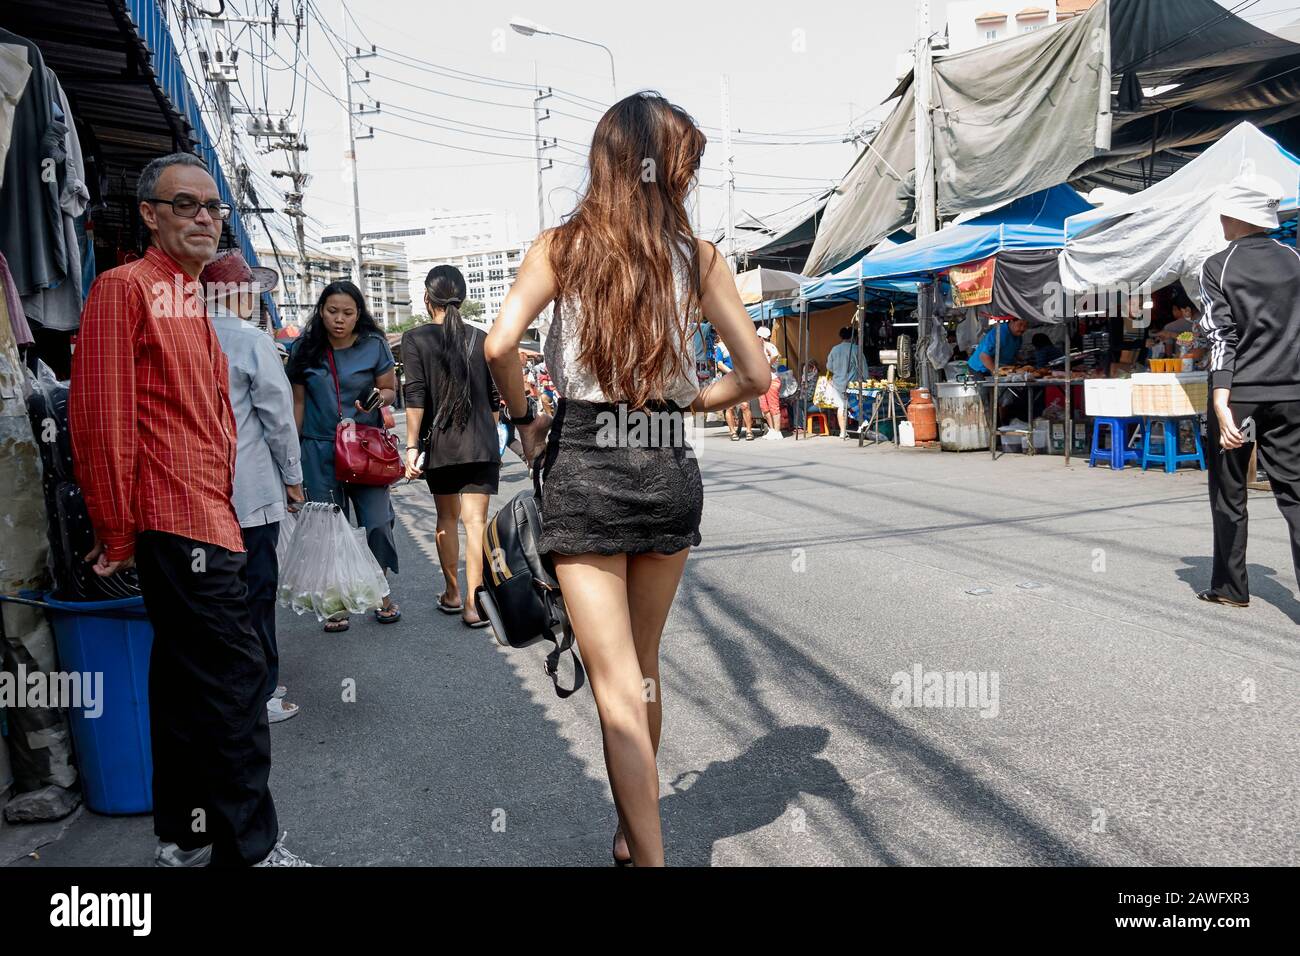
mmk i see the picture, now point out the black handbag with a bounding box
[474,464,585,698]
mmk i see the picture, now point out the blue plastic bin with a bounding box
[43,593,153,814]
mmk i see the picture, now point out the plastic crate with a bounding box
[1131,372,1208,416]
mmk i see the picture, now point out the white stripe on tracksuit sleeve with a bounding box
[1198,245,1239,393]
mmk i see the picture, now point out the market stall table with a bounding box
[976,377,1088,462]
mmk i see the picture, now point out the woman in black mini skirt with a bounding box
[486,92,770,866]
[402,265,502,628]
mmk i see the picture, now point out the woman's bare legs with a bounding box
[433,494,462,606]
[554,548,690,866]
[611,548,689,863]
[458,492,491,625]
[554,553,662,866]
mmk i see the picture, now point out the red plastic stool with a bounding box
[805,412,830,436]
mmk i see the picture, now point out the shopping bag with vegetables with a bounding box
[276,502,389,621]
[811,373,837,408]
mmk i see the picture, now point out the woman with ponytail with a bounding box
[402,265,502,628]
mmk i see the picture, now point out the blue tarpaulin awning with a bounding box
[852,185,1092,283]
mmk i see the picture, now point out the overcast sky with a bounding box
[235,0,1299,245]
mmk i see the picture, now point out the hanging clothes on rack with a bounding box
[21,69,89,333]
[0,28,68,301]
[0,250,34,348]
[0,41,32,186]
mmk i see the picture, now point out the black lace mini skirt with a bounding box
[537,399,703,556]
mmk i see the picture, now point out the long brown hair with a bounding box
[548,91,708,408]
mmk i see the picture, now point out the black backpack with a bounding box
[474,469,585,698]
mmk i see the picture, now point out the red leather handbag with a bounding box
[326,348,403,487]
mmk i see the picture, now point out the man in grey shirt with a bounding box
[826,326,864,440]
[201,252,304,723]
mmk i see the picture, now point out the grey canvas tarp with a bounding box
[806,1,1109,275]
[805,0,1300,278]
[803,84,916,277]
[932,0,1111,217]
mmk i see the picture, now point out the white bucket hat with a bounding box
[756,326,771,339]
[1217,173,1284,230]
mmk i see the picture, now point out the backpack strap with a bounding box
[541,592,585,698]
[543,600,585,697]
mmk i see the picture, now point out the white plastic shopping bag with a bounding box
[276,502,390,621]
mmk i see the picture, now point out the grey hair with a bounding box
[136,152,210,205]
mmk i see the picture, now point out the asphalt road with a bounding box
[7,428,1298,866]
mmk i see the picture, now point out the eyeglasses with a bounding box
[145,195,233,221]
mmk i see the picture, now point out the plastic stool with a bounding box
[806,412,830,436]
[1141,416,1206,473]
[1089,416,1142,470]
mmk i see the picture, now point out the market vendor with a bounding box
[1031,333,1063,367]
[966,316,1028,376]
[1148,292,1207,367]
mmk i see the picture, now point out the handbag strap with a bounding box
[324,347,343,422]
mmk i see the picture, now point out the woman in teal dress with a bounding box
[287,280,402,631]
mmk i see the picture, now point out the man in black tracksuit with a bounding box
[1197,174,1300,608]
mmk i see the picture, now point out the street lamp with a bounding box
[509,16,617,94]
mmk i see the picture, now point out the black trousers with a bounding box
[135,531,278,866]
[242,522,280,700]
[1206,400,1300,604]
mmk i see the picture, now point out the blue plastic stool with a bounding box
[1140,416,1206,473]
[1090,416,1143,470]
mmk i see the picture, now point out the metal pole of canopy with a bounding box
[1064,321,1073,465]
[856,261,866,447]
[990,317,1001,459]
[790,297,800,439]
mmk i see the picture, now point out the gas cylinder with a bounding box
[906,388,938,442]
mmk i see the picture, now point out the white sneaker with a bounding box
[272,685,287,700]
[155,841,212,867]
[267,697,299,723]
[255,834,313,867]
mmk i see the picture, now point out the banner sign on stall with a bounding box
[949,255,997,308]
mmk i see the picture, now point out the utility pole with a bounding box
[343,4,377,289]
[198,19,239,204]
[248,113,312,324]
[913,0,936,240]
[534,74,554,237]
[279,137,312,322]
[914,0,937,392]
[534,71,555,330]
[720,75,735,269]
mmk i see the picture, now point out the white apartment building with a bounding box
[408,241,529,321]
[947,3,1056,52]
[255,241,412,331]
[318,207,528,321]
[896,1,1096,79]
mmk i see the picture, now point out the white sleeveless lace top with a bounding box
[541,250,700,407]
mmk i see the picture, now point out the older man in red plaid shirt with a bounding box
[69,153,307,867]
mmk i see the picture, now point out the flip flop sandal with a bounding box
[437,594,464,614]
[375,603,402,624]
[323,617,350,633]
[461,614,492,629]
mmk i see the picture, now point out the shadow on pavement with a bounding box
[1175,555,1300,627]
[666,578,1097,866]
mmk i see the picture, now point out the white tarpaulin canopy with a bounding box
[1059,122,1300,293]
[734,267,808,305]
